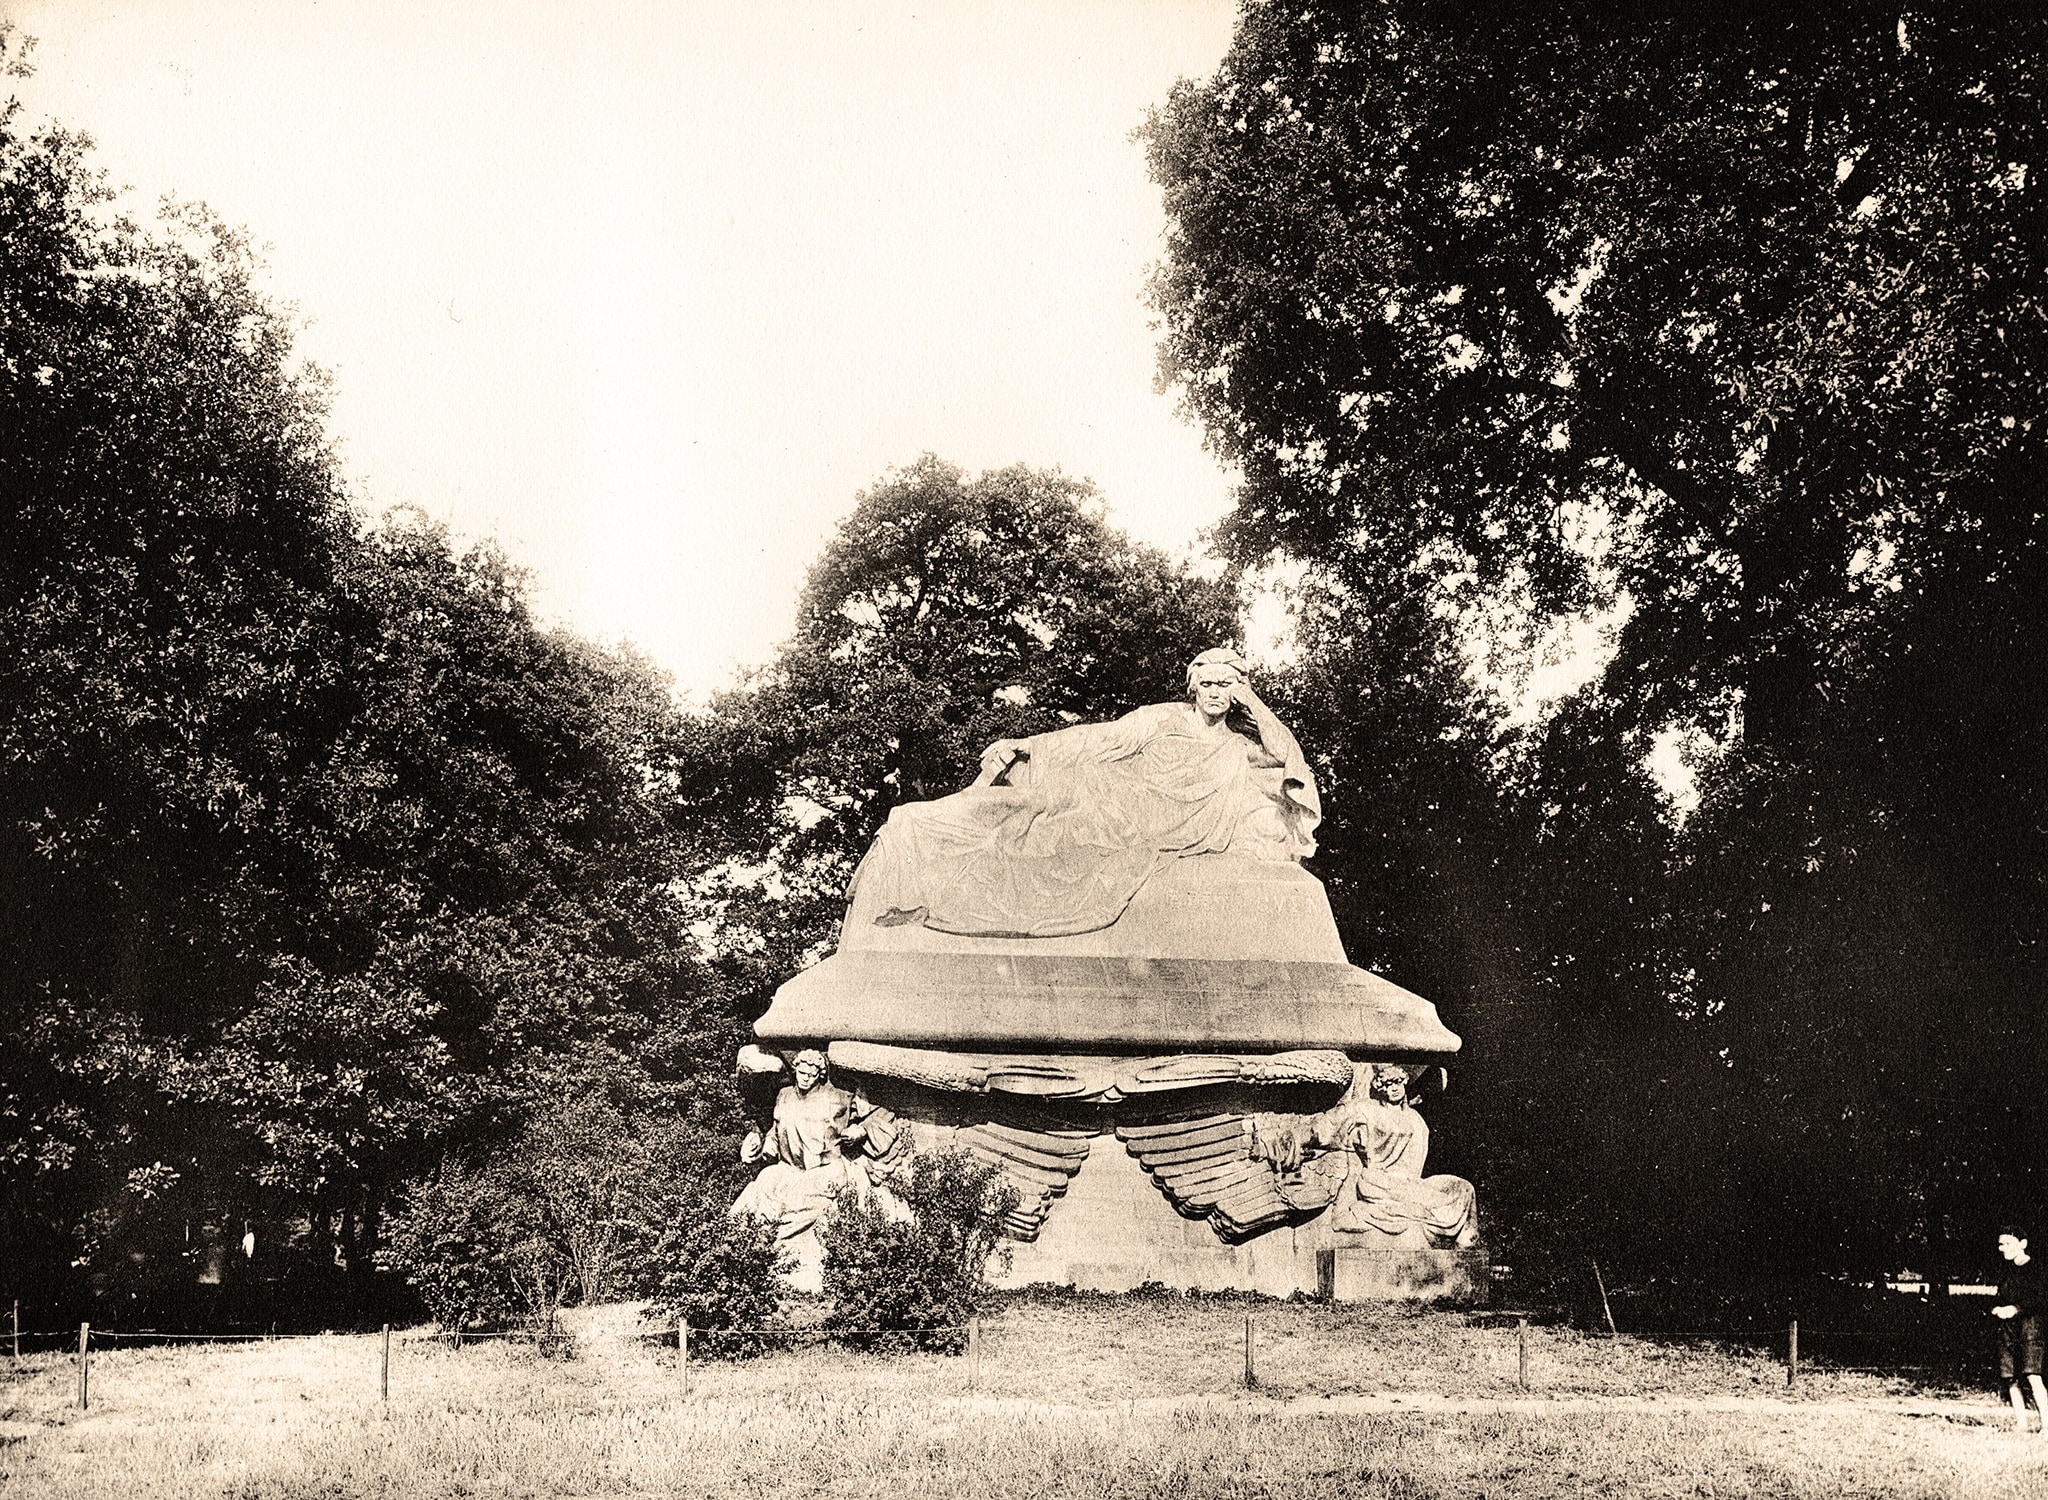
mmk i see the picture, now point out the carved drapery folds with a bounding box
[1109,1064,1475,1249]
[730,1048,911,1243]
[1248,1063,1478,1248]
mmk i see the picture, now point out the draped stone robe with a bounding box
[849,701,1321,938]
[730,1082,900,1239]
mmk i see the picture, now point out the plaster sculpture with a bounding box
[849,648,1319,937]
[1249,1063,1478,1247]
[736,649,1483,1300]
[730,1048,907,1291]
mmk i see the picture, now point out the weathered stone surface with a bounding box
[1249,1064,1479,1247]
[729,1051,915,1293]
[843,848,1348,962]
[734,652,1483,1301]
[756,856,1461,1057]
[991,1135,1485,1300]
[848,653,1320,938]
[826,1040,1355,1099]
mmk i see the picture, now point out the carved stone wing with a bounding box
[954,1123,1093,1241]
[1116,1115,1295,1243]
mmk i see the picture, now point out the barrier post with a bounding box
[380,1325,390,1403]
[1593,1260,1618,1336]
[1243,1312,1256,1389]
[76,1323,89,1410]
[1786,1319,1798,1387]
[968,1316,982,1389]
[11,1299,17,1364]
[679,1317,689,1396]
[1518,1318,1530,1390]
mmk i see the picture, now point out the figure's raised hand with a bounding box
[739,1129,764,1164]
[980,739,1027,773]
[1229,679,1266,713]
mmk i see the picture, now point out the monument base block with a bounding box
[988,1135,1485,1302]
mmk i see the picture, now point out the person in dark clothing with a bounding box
[1994,1226,2048,1434]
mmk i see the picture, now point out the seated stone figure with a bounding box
[849,648,1321,938]
[732,1050,906,1288]
[1251,1063,1478,1249]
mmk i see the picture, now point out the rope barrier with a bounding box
[90,1329,309,1343]
[5,1330,91,1352]
[10,1320,2006,1345]
[1546,1326,1992,1343]
[5,1309,2015,1402]
[656,1322,976,1335]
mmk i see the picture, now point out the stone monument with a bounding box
[734,648,1482,1299]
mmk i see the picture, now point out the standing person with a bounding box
[1994,1225,2048,1434]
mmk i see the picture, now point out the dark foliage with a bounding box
[1145,1,2048,1288]
[818,1149,1018,1355]
[376,1160,540,1330]
[640,1206,790,1361]
[0,48,751,1324]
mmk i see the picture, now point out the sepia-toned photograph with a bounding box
[2,3,2045,1495]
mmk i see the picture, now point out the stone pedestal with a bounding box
[741,852,1483,1300]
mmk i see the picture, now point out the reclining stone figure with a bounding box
[849,647,1320,937]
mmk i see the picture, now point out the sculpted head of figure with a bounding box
[1185,647,1250,721]
[1367,1064,1413,1106]
[790,1049,828,1094]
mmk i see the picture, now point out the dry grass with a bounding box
[3,1297,2044,1498]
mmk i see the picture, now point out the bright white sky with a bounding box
[8,0,1243,698]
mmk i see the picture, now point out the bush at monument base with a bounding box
[641,1208,790,1361]
[818,1149,1019,1355]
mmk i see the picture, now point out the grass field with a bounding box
[4,1296,2045,1498]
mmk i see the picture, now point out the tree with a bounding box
[1146,3,2048,756]
[0,56,736,1318]
[1142,3,2048,1280]
[679,455,1242,1008]
[0,52,361,1309]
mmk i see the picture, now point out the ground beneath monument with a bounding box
[3,1299,2041,1498]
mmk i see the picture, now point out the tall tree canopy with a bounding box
[1147,1,2046,754]
[681,456,1242,1005]
[0,67,721,1318]
[1145,3,2048,1275]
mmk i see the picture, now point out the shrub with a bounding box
[381,1107,737,1332]
[818,1149,1018,1354]
[641,1198,790,1360]
[377,1162,533,1330]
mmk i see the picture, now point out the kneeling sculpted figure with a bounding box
[850,647,1321,937]
[732,1050,906,1257]
[1251,1063,1478,1248]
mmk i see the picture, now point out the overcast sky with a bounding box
[8,0,1242,697]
